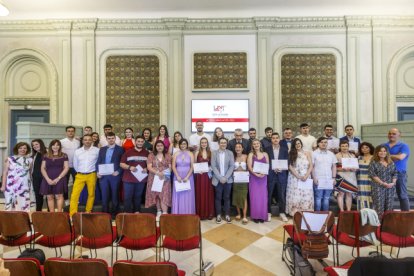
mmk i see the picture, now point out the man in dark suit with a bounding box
[227,128,250,154]
[96,132,125,218]
[265,132,289,222]
[280,127,293,152]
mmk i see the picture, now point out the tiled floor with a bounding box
[1,214,413,276]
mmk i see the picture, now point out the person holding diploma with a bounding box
[120,135,149,213]
[233,143,249,224]
[248,139,269,223]
[312,137,337,211]
[265,132,289,222]
[211,137,234,224]
[357,142,374,209]
[40,140,69,212]
[286,138,314,217]
[146,140,172,219]
[194,137,215,220]
[96,132,125,218]
[368,145,398,219]
[172,138,196,214]
[336,140,358,211]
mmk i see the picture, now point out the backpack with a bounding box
[285,238,315,276]
[18,248,46,265]
[300,212,332,259]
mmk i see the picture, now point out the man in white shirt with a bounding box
[312,137,337,211]
[100,124,122,147]
[61,126,80,201]
[295,123,316,152]
[189,121,212,151]
[69,134,100,216]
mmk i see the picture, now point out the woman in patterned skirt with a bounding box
[357,142,374,210]
[368,145,398,219]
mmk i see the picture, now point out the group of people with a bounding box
[1,121,410,224]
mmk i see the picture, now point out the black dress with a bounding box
[31,152,44,211]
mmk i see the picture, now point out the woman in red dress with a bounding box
[121,127,135,151]
[193,137,215,219]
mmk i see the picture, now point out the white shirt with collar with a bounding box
[312,148,337,179]
[218,150,226,176]
[73,146,99,173]
[189,132,212,147]
[60,137,80,168]
[99,135,122,147]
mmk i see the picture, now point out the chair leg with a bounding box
[116,245,118,261]
[54,247,58,257]
[111,244,113,266]
[396,247,401,259]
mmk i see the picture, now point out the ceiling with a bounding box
[2,0,414,20]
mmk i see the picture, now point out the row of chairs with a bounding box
[0,211,203,271]
[3,257,186,276]
[282,210,414,271]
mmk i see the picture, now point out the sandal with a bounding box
[242,218,248,225]
[235,215,241,221]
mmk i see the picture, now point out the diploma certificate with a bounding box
[193,162,209,173]
[253,162,269,175]
[234,171,250,183]
[272,159,288,170]
[174,180,191,192]
[341,158,359,169]
[98,164,114,175]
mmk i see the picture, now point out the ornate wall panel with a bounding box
[106,55,160,136]
[193,52,248,90]
[281,54,337,137]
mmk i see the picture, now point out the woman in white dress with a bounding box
[285,138,314,216]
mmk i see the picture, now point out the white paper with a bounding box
[253,162,269,175]
[349,141,359,152]
[272,159,288,170]
[174,180,191,192]
[300,212,329,231]
[317,178,334,190]
[332,268,348,276]
[341,157,359,169]
[131,165,148,182]
[327,139,339,149]
[234,171,250,183]
[98,163,114,175]
[194,162,209,173]
[151,175,164,192]
[298,178,313,190]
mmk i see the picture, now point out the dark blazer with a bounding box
[280,139,292,151]
[96,145,125,174]
[265,144,289,184]
[227,138,250,154]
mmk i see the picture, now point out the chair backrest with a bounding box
[381,211,414,238]
[72,212,112,239]
[4,258,41,276]
[115,213,156,240]
[32,211,72,237]
[0,211,31,238]
[44,258,109,276]
[293,211,334,236]
[337,211,377,237]
[113,261,178,276]
[159,214,200,241]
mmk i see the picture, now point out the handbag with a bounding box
[300,212,331,259]
[335,174,358,194]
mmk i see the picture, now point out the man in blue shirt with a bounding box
[384,128,410,211]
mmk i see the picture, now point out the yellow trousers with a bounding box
[69,172,97,216]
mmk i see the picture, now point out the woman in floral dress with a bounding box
[1,142,33,211]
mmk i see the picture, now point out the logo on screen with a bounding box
[214,105,225,112]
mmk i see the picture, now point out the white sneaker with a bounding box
[156,210,162,222]
[267,213,272,222]
[280,213,288,222]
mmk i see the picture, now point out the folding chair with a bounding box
[115,213,159,261]
[3,258,42,276]
[44,257,110,276]
[0,211,38,252]
[31,211,74,257]
[113,260,186,276]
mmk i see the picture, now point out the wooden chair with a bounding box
[3,258,42,276]
[0,211,38,252]
[44,257,110,276]
[31,211,74,257]
[159,214,202,274]
[377,211,414,258]
[115,213,159,261]
[113,260,186,276]
[72,212,116,264]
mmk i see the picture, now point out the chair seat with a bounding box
[377,229,414,247]
[283,224,307,245]
[162,236,200,251]
[0,233,40,247]
[119,234,157,250]
[332,225,373,247]
[36,232,75,247]
[76,226,117,249]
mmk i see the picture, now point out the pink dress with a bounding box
[145,153,172,208]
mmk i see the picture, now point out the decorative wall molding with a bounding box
[4,97,50,105]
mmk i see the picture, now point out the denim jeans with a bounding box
[123,182,145,213]
[314,188,332,211]
[396,171,410,211]
[215,182,232,216]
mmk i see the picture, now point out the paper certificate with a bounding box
[151,175,164,193]
[234,171,250,183]
[298,179,313,190]
[174,180,191,192]
[131,165,148,182]
[193,162,209,173]
[272,159,288,170]
[253,162,269,175]
[341,158,359,169]
[98,164,114,175]
[327,139,339,149]
[317,178,334,190]
[349,141,359,152]
[300,212,329,231]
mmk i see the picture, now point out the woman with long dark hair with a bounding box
[31,139,47,211]
[121,127,135,151]
[153,125,171,152]
[142,127,154,152]
[169,131,183,155]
